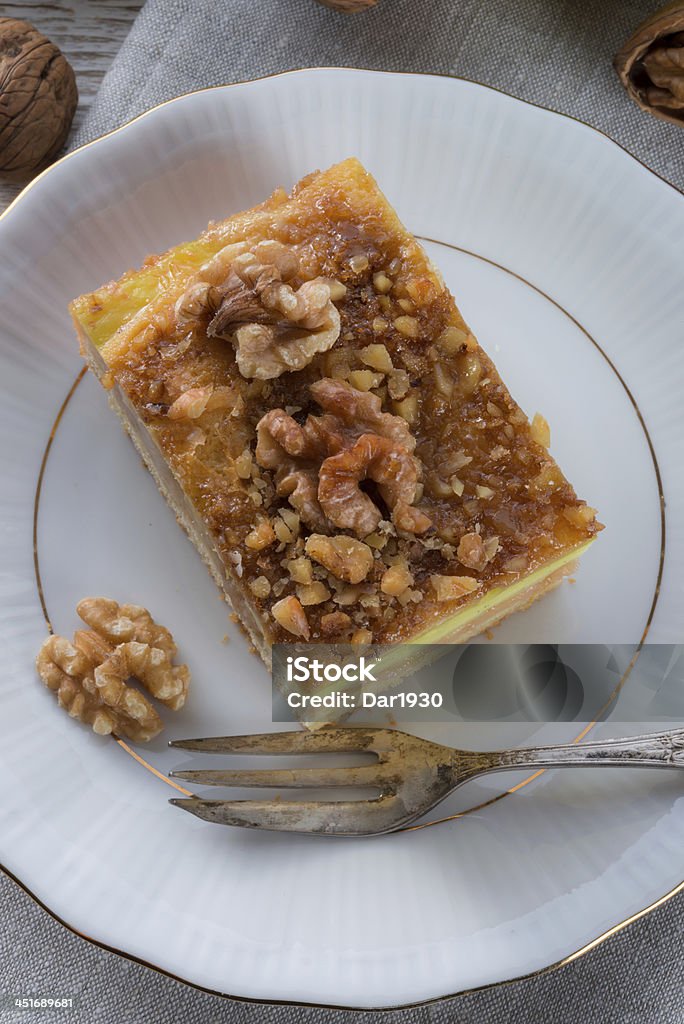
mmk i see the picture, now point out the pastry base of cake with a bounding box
[80,329,274,665]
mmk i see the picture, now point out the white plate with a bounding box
[1,69,683,1009]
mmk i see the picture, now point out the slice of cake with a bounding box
[70,158,601,667]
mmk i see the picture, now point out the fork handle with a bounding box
[478,728,684,774]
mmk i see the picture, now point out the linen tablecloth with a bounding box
[2,1,683,1020]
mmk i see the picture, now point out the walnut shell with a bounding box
[0,18,78,181]
[614,2,684,126]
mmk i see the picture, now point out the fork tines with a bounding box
[168,728,404,836]
[169,728,380,756]
[168,795,403,836]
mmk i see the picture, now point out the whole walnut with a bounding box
[0,18,78,181]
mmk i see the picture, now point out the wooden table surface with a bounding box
[0,0,142,212]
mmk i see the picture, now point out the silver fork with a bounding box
[168,726,684,836]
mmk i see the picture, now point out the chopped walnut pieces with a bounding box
[286,556,314,584]
[175,240,344,380]
[392,392,418,425]
[455,532,499,571]
[372,272,393,294]
[296,581,331,606]
[387,369,410,401]
[235,449,253,479]
[348,369,384,392]
[531,412,551,449]
[245,518,276,551]
[361,344,393,374]
[168,388,211,420]
[271,595,310,638]
[433,363,454,399]
[255,379,430,537]
[320,611,352,636]
[249,576,271,599]
[167,386,233,421]
[331,582,366,607]
[429,574,479,602]
[394,315,420,338]
[459,352,482,394]
[406,277,437,305]
[436,325,471,355]
[351,628,373,645]
[483,536,501,561]
[174,280,214,324]
[36,598,190,742]
[426,472,454,499]
[306,534,374,584]
[348,254,369,274]
[273,515,297,544]
[323,348,352,379]
[281,508,300,532]
[530,465,564,497]
[457,532,488,571]
[380,564,414,596]
[323,279,347,302]
[563,505,597,528]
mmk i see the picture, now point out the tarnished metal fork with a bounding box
[169,726,684,836]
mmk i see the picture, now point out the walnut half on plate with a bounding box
[70,159,601,666]
[36,598,190,742]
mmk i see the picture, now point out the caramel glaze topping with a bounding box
[113,201,600,643]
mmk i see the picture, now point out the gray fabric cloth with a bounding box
[3,1,684,1021]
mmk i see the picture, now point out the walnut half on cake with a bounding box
[70,158,601,666]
